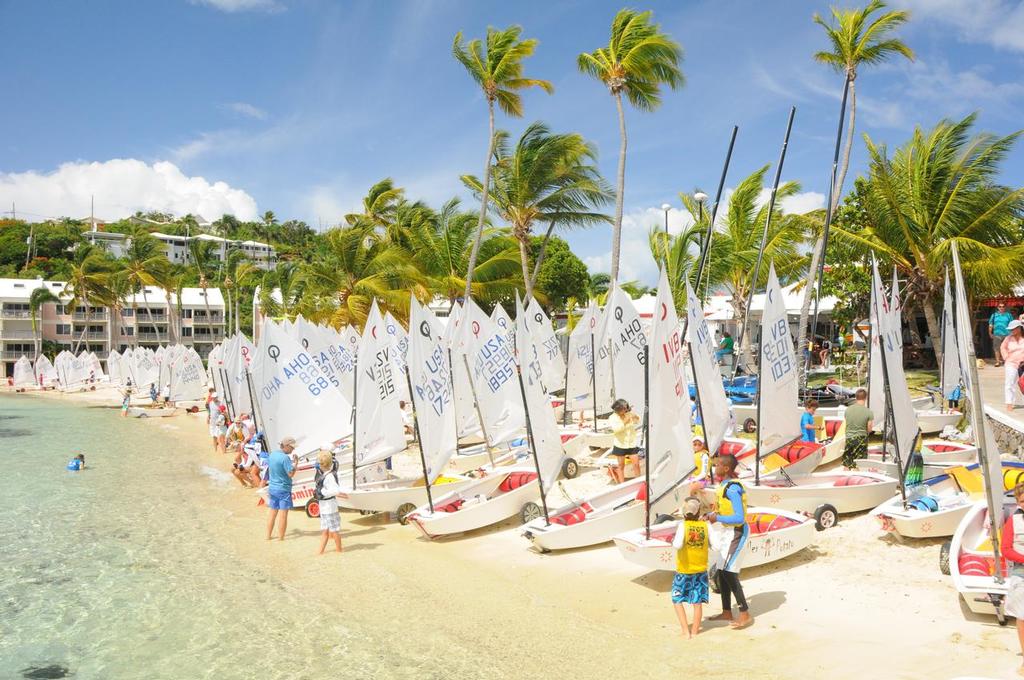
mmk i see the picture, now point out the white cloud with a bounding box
[0,159,258,222]
[779,191,825,215]
[190,0,283,13]
[896,0,1024,52]
[223,102,268,120]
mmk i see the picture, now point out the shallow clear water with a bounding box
[0,395,450,680]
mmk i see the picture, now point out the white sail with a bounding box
[597,285,647,414]
[34,354,57,386]
[383,311,411,401]
[758,264,801,453]
[951,244,1003,541]
[107,349,123,385]
[250,318,354,455]
[169,348,208,402]
[86,352,104,381]
[64,352,90,388]
[867,271,886,428]
[871,261,919,462]
[460,299,525,446]
[648,271,694,499]
[408,298,459,482]
[685,282,731,455]
[941,272,963,401]
[525,297,565,393]
[490,303,515,350]
[337,324,360,400]
[515,297,566,492]
[13,356,34,386]
[353,301,407,466]
[444,302,483,439]
[565,304,597,412]
[134,349,160,388]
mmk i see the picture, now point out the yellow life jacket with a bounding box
[715,479,746,526]
[693,450,710,480]
[675,519,710,574]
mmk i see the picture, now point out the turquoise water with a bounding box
[0,395,460,680]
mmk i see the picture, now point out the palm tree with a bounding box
[302,224,424,327]
[588,272,611,299]
[453,25,553,300]
[405,198,521,305]
[798,0,913,363]
[63,252,115,354]
[578,9,683,283]
[462,123,612,299]
[832,114,1024,358]
[345,179,406,231]
[29,287,59,361]
[648,212,703,313]
[118,233,168,346]
[190,239,219,343]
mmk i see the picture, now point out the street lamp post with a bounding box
[661,203,671,237]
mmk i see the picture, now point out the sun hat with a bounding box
[683,497,702,517]
[280,436,297,448]
[1009,320,1024,331]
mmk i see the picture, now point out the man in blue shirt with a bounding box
[990,303,1014,366]
[266,436,299,541]
[800,400,819,443]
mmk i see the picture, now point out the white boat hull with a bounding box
[613,507,815,571]
[336,474,473,514]
[522,478,684,552]
[744,471,898,515]
[406,467,540,538]
[917,409,962,434]
[951,500,1013,618]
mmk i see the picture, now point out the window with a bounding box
[56,305,67,315]
[56,324,71,336]
[182,327,193,337]
[122,309,133,317]
[122,327,134,337]
[88,325,103,333]
[182,309,192,319]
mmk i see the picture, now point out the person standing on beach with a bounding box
[214,405,229,454]
[842,389,874,469]
[705,454,753,630]
[314,449,343,554]
[1001,321,1024,411]
[266,436,299,540]
[607,399,640,484]
[990,302,1014,366]
[671,497,710,639]
[800,400,819,443]
[207,393,222,452]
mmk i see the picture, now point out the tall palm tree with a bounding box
[405,198,521,305]
[648,217,703,314]
[63,252,115,354]
[832,114,1024,358]
[578,9,683,283]
[453,25,553,300]
[302,224,424,328]
[462,123,612,299]
[118,233,168,346]
[798,0,913,362]
[190,239,219,343]
[345,179,406,231]
[29,287,59,361]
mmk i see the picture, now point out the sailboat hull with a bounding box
[613,507,815,571]
[336,475,474,514]
[744,471,898,515]
[951,500,1013,617]
[916,409,963,434]
[406,467,540,538]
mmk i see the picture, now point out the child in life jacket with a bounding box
[670,497,710,639]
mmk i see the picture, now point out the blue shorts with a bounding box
[267,488,293,510]
[671,571,709,605]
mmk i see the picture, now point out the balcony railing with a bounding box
[0,329,34,339]
[2,351,32,360]
[72,311,108,321]
[192,314,225,323]
[1,309,30,319]
[136,312,168,323]
[137,332,167,342]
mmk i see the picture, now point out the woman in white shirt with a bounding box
[315,450,343,554]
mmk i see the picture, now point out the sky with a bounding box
[1,0,1023,284]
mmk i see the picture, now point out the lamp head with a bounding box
[661,204,671,212]
[694,192,709,203]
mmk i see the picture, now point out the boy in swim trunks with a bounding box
[671,497,710,639]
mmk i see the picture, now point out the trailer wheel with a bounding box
[742,418,756,434]
[520,502,543,524]
[939,540,951,576]
[304,498,320,519]
[814,504,838,531]
[395,503,416,525]
[654,513,676,525]
[561,458,579,479]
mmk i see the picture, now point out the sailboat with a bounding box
[744,264,897,529]
[408,296,567,538]
[946,242,1012,621]
[523,272,691,552]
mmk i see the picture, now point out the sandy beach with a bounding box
[11,384,1018,679]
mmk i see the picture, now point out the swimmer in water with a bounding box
[66,454,85,471]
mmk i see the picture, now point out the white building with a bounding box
[0,277,227,376]
[82,226,277,270]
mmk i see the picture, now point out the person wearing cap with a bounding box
[990,302,1015,367]
[1001,320,1024,410]
[266,436,299,540]
[670,497,710,639]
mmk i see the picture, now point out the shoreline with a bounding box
[16,386,1018,679]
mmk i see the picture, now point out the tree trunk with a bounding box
[32,310,40,363]
[463,101,496,302]
[528,221,558,294]
[797,74,856,379]
[73,298,88,354]
[225,287,233,336]
[164,292,177,345]
[202,284,214,349]
[922,294,942,367]
[518,235,534,300]
[610,91,627,284]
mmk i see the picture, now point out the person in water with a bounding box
[671,497,710,639]
[706,454,753,630]
[800,399,819,443]
[607,399,640,484]
[266,436,299,540]
[66,454,85,471]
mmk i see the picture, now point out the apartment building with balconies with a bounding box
[0,278,226,376]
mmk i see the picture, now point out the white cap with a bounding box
[1010,320,1023,331]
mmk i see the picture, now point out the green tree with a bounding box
[345,179,406,231]
[531,236,590,310]
[799,0,914,363]
[63,251,115,354]
[453,25,553,300]
[831,114,1024,358]
[29,287,59,360]
[462,123,611,299]
[588,272,611,298]
[648,214,703,314]
[578,8,683,283]
[189,239,220,341]
[117,233,169,347]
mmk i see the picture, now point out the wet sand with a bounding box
[18,385,1019,679]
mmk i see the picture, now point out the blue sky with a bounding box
[1,0,1023,283]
